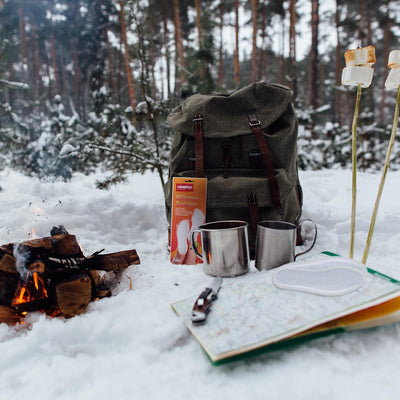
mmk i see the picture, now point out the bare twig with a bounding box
[87,143,168,170]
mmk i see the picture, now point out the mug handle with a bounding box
[190,229,202,259]
[295,219,318,259]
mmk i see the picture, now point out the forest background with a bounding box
[0,0,399,189]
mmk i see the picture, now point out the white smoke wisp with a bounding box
[13,243,31,282]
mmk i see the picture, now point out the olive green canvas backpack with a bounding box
[164,82,303,258]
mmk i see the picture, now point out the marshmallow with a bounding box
[344,45,376,67]
[342,65,374,88]
[385,50,400,89]
[388,50,400,69]
[385,68,400,89]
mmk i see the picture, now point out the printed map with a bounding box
[172,256,400,363]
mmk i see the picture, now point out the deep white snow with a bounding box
[1,168,400,400]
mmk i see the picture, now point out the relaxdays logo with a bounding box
[176,183,194,192]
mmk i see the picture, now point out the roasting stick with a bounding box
[349,83,362,259]
[362,50,400,264]
[341,45,376,258]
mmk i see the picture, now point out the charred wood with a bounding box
[0,305,23,325]
[28,249,140,274]
[0,271,19,306]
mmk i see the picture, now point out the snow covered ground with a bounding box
[1,168,400,399]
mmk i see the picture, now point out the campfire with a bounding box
[0,226,140,324]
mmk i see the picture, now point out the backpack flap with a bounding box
[167,82,292,139]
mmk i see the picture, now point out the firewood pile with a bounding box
[0,226,140,324]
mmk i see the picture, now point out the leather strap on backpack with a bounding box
[248,113,283,215]
[193,115,204,177]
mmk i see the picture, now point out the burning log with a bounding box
[55,272,93,318]
[0,254,18,274]
[0,305,23,325]
[0,233,83,272]
[0,271,19,306]
[0,226,140,324]
[26,250,140,274]
[0,254,20,306]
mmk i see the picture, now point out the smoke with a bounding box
[13,243,31,281]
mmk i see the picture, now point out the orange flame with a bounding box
[12,272,48,306]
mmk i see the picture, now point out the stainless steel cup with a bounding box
[255,220,317,271]
[191,220,250,277]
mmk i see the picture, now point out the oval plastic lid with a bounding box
[272,258,367,296]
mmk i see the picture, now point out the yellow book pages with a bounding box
[295,295,400,337]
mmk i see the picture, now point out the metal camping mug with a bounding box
[190,220,250,277]
[255,220,317,271]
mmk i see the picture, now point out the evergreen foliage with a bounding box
[0,0,399,188]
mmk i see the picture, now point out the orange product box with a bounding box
[170,177,207,264]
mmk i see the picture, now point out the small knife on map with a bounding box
[191,276,223,324]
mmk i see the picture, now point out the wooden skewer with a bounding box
[349,83,362,259]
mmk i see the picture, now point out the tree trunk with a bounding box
[335,0,342,124]
[234,0,240,85]
[161,0,172,99]
[278,13,285,84]
[259,1,268,82]
[50,32,60,95]
[358,0,366,46]
[194,0,206,82]
[17,8,28,78]
[28,14,42,103]
[319,61,325,108]
[195,0,202,48]
[118,0,136,112]
[173,0,185,92]
[309,0,319,111]
[289,0,297,98]
[106,30,118,103]
[60,51,69,111]
[148,1,157,98]
[72,46,82,114]
[380,6,390,125]
[218,1,224,87]
[250,0,259,83]
[357,0,374,116]
[117,32,124,104]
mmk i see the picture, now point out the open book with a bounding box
[171,252,400,365]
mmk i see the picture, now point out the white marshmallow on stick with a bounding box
[385,50,400,89]
[342,66,374,88]
[341,45,376,259]
[341,46,376,88]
